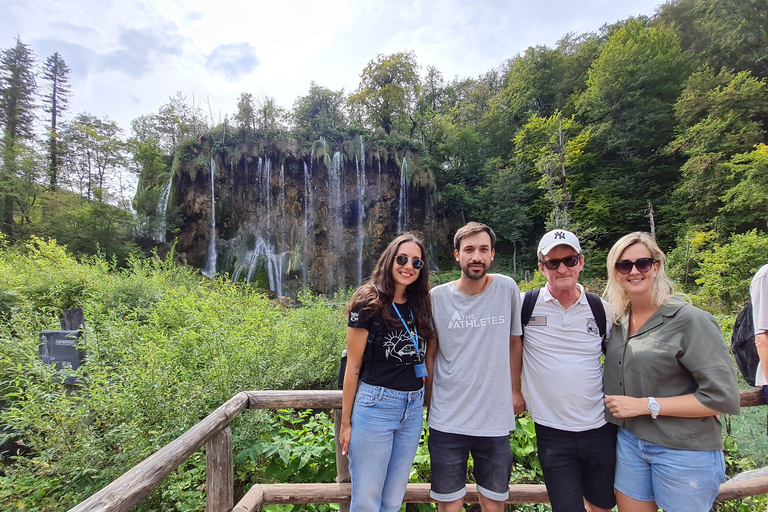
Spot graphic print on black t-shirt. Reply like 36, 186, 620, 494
384, 321, 420, 364
348, 301, 425, 391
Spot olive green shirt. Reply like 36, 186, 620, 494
603, 297, 740, 451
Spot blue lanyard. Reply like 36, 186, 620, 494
392, 302, 420, 356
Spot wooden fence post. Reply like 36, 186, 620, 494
206, 426, 233, 512
333, 408, 350, 512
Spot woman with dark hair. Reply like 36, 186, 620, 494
603, 232, 740, 512
340, 232, 435, 512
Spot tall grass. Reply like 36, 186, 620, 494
0, 238, 347, 511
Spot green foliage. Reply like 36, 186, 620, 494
0, 240, 347, 510
236, 409, 336, 485
349, 52, 421, 136
291, 83, 348, 143
693, 230, 768, 310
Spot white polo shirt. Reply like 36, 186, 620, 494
521, 284, 614, 432
750, 263, 768, 387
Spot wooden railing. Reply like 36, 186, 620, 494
68, 389, 768, 512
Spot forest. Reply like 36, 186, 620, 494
1, 0, 768, 509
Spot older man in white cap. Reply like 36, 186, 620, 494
520, 229, 616, 512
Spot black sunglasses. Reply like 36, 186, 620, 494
541, 255, 580, 270
615, 258, 656, 274
396, 254, 425, 270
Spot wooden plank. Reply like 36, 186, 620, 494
232, 485, 264, 512
739, 388, 766, 408
206, 426, 233, 512
716, 475, 768, 502
60, 307, 85, 330
67, 392, 249, 512
246, 390, 342, 409
234, 483, 551, 505
333, 408, 350, 512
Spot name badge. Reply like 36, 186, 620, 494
414, 363, 428, 378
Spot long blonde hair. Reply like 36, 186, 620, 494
603, 232, 676, 320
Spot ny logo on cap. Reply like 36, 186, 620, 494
554, 231, 566, 240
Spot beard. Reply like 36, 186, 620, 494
460, 261, 488, 280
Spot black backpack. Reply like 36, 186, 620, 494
731, 301, 759, 386
521, 288, 608, 352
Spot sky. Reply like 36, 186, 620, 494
1, 0, 665, 134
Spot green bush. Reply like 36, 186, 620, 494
0, 240, 346, 511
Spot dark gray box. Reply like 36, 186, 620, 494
39, 330, 85, 384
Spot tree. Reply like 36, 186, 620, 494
291, 83, 347, 142
234, 92, 256, 132
254, 93, 285, 133
41, 52, 71, 190
62, 113, 127, 202
668, 67, 768, 233
154, 92, 207, 154
349, 51, 421, 136
575, 18, 691, 238
719, 144, 768, 234
0, 37, 37, 236
514, 112, 595, 230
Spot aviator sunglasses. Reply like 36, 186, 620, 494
541, 255, 580, 270
396, 254, 425, 270
615, 257, 656, 274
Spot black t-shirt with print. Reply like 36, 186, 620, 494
348, 301, 426, 391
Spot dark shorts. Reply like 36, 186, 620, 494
428, 428, 513, 502
534, 422, 617, 511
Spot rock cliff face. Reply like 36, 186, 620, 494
169, 135, 448, 296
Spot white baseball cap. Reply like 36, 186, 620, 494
537, 229, 582, 257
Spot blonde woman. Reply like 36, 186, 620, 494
602, 232, 740, 512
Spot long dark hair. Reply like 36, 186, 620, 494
345, 232, 435, 340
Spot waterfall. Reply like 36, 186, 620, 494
355, 136, 366, 284
279, 163, 285, 229
232, 236, 289, 297
329, 151, 343, 257
397, 156, 408, 233
203, 156, 217, 277
155, 175, 172, 242
232, 154, 290, 294
302, 160, 313, 288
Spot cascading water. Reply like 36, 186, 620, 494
232, 236, 289, 297
397, 156, 408, 233
154, 175, 172, 242
230, 155, 293, 296
302, 160, 314, 288
355, 135, 366, 284
203, 156, 217, 277
328, 151, 344, 288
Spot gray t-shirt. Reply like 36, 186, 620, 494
428, 274, 522, 436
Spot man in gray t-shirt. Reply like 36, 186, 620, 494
425, 222, 524, 512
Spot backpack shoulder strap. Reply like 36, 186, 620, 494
521, 288, 541, 328
585, 292, 607, 352
585, 292, 607, 339
361, 319, 381, 381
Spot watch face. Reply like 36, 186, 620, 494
648, 398, 660, 418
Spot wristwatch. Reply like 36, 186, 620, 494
647, 397, 660, 419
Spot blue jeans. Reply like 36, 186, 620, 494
348, 381, 424, 512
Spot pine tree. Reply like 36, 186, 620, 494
41, 51, 71, 189
0, 37, 38, 236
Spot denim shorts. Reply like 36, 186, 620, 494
615, 427, 726, 512
535, 422, 617, 511
428, 428, 513, 502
